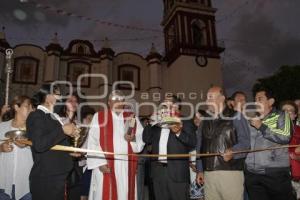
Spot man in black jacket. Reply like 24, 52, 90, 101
143, 95, 196, 200
26, 84, 78, 200
196, 86, 250, 200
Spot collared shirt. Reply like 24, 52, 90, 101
158, 128, 170, 163
37, 105, 63, 125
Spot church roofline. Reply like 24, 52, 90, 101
13, 43, 45, 51
99, 48, 115, 57
65, 39, 98, 56
5, 39, 156, 61
114, 52, 145, 60
146, 52, 162, 61
46, 43, 63, 53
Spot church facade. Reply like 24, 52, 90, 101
0, 0, 224, 116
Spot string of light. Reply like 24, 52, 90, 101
24, 0, 162, 33
6, 35, 162, 43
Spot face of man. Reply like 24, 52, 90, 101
46, 88, 62, 107
108, 95, 125, 113
282, 104, 297, 121
255, 91, 274, 116
233, 94, 246, 112
161, 96, 180, 116
206, 87, 225, 113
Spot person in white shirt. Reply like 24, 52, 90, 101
142, 95, 197, 200
79, 106, 95, 200
0, 95, 33, 200
87, 90, 145, 200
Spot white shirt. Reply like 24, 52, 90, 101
0, 120, 33, 199
37, 105, 63, 125
158, 128, 170, 163
87, 111, 145, 200
87, 111, 145, 169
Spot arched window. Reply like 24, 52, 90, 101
13, 57, 39, 84
77, 45, 85, 54
168, 25, 176, 50
191, 20, 207, 47
67, 61, 91, 87
118, 65, 140, 90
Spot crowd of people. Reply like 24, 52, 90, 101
0, 83, 300, 200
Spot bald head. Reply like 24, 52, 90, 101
206, 86, 226, 114
109, 90, 125, 101
208, 86, 224, 96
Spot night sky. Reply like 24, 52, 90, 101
1, 0, 300, 99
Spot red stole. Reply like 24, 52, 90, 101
98, 110, 137, 200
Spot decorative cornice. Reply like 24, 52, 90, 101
99, 48, 115, 57
14, 44, 45, 51
46, 43, 63, 53
147, 60, 162, 66
146, 52, 163, 62
115, 52, 145, 60
64, 39, 98, 57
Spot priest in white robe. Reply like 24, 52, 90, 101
87, 90, 144, 200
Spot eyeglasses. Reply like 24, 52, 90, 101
111, 96, 124, 101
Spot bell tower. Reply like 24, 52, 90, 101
162, 0, 224, 64
161, 0, 224, 114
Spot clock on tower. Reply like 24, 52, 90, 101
161, 0, 225, 114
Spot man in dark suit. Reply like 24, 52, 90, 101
26, 84, 78, 200
143, 95, 196, 200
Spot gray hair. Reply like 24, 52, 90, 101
109, 90, 125, 101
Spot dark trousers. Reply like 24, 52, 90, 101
67, 163, 83, 200
137, 157, 146, 200
145, 159, 155, 200
81, 169, 92, 196
245, 170, 295, 200
30, 175, 67, 200
152, 164, 189, 200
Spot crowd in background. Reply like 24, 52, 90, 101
0, 84, 300, 200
